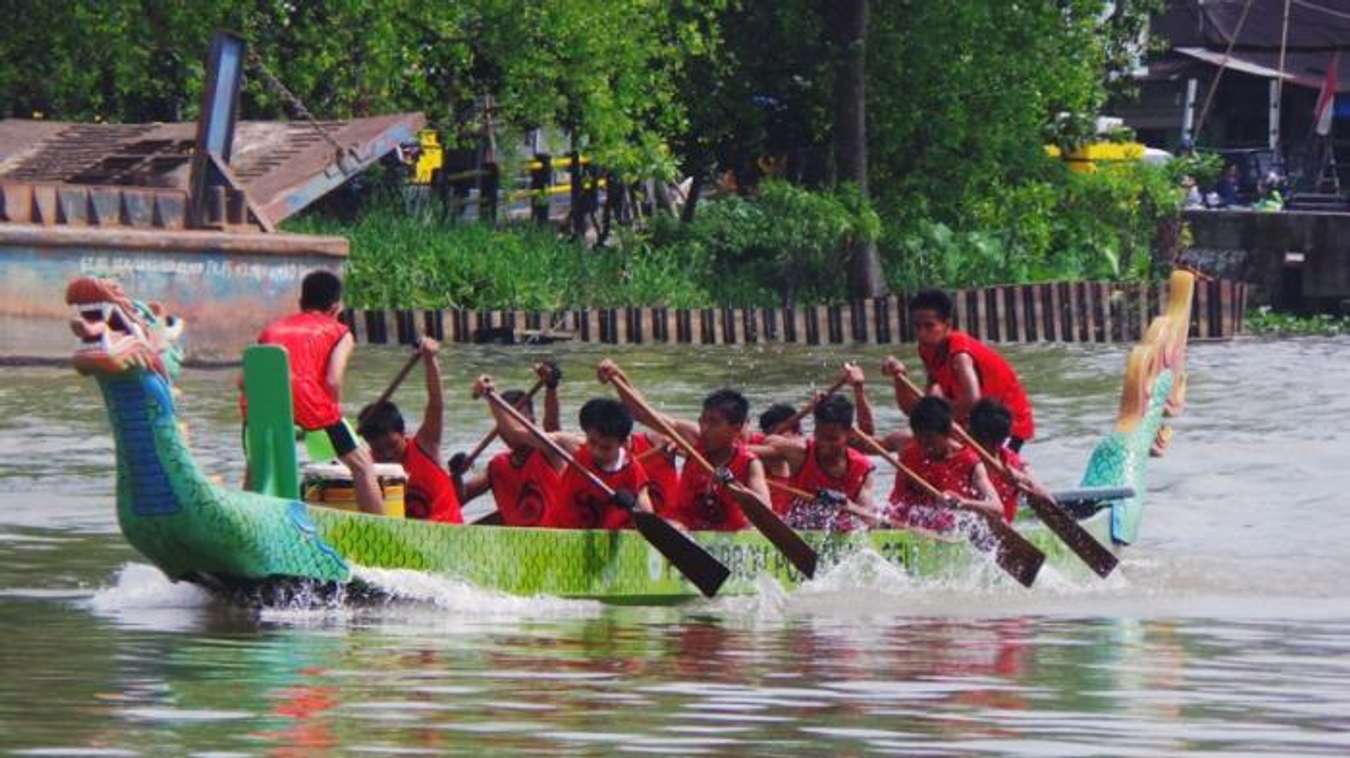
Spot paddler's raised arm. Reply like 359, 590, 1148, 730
537, 360, 562, 433
842, 362, 876, 437
596, 359, 700, 448
472, 374, 576, 469
413, 337, 444, 457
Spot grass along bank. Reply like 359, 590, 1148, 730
287, 165, 1183, 311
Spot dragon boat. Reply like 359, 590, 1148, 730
69, 271, 1193, 605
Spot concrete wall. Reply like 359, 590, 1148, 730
1183, 209, 1350, 313
1, 224, 347, 362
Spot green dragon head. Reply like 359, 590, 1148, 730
67, 277, 184, 383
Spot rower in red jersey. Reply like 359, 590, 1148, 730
752, 403, 799, 515
474, 375, 653, 530
751, 393, 878, 532
968, 398, 1052, 524
899, 289, 1035, 450
888, 397, 1001, 532
599, 360, 772, 532
457, 378, 564, 527
357, 337, 462, 523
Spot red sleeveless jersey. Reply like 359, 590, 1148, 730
629, 432, 680, 517
886, 440, 981, 532
669, 443, 755, 531
787, 441, 875, 531
487, 449, 561, 527
918, 330, 1034, 441
546, 446, 649, 530
402, 440, 462, 523
988, 445, 1025, 523
257, 311, 349, 429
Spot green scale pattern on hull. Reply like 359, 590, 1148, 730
309, 506, 1109, 603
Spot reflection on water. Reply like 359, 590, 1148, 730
3, 337, 1350, 754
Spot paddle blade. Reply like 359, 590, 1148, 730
738, 495, 818, 579
1025, 494, 1119, 579
630, 511, 730, 598
962, 513, 1045, 588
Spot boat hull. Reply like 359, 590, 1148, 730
308, 506, 1110, 604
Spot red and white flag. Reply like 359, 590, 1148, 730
1314, 52, 1340, 137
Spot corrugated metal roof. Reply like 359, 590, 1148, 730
0, 113, 424, 227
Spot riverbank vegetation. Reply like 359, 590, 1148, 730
1244, 308, 1350, 337
9, 0, 1175, 309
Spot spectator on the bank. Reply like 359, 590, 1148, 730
1254, 172, 1285, 213
1216, 164, 1242, 207
1181, 175, 1205, 209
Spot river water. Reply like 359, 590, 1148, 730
2, 338, 1347, 755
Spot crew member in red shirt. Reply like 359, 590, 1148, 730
752, 403, 799, 515
888, 397, 1001, 532
474, 375, 654, 529
751, 393, 878, 532
968, 398, 1052, 524
253, 271, 382, 514
896, 289, 1035, 450
356, 337, 461, 523
456, 364, 565, 527
599, 359, 772, 532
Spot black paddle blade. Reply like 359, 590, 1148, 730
739, 496, 818, 579
962, 513, 1045, 588
630, 511, 730, 598
1025, 495, 1119, 579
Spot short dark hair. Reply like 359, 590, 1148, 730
300, 270, 343, 312
909, 396, 952, 436
357, 400, 405, 439
501, 388, 534, 416
759, 402, 796, 434
578, 397, 633, 440
908, 289, 952, 321
813, 394, 854, 428
970, 398, 1012, 445
703, 388, 749, 425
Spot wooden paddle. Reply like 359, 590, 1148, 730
606, 372, 819, 579
851, 427, 1045, 588
771, 375, 850, 435
357, 349, 423, 423
891, 372, 1117, 578
477, 385, 730, 598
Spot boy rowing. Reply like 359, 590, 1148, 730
597, 359, 772, 531
473, 374, 653, 529
750, 392, 878, 531
887, 397, 1001, 531
356, 337, 462, 523
455, 363, 564, 526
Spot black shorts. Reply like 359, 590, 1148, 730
322, 420, 358, 457
240, 420, 358, 458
